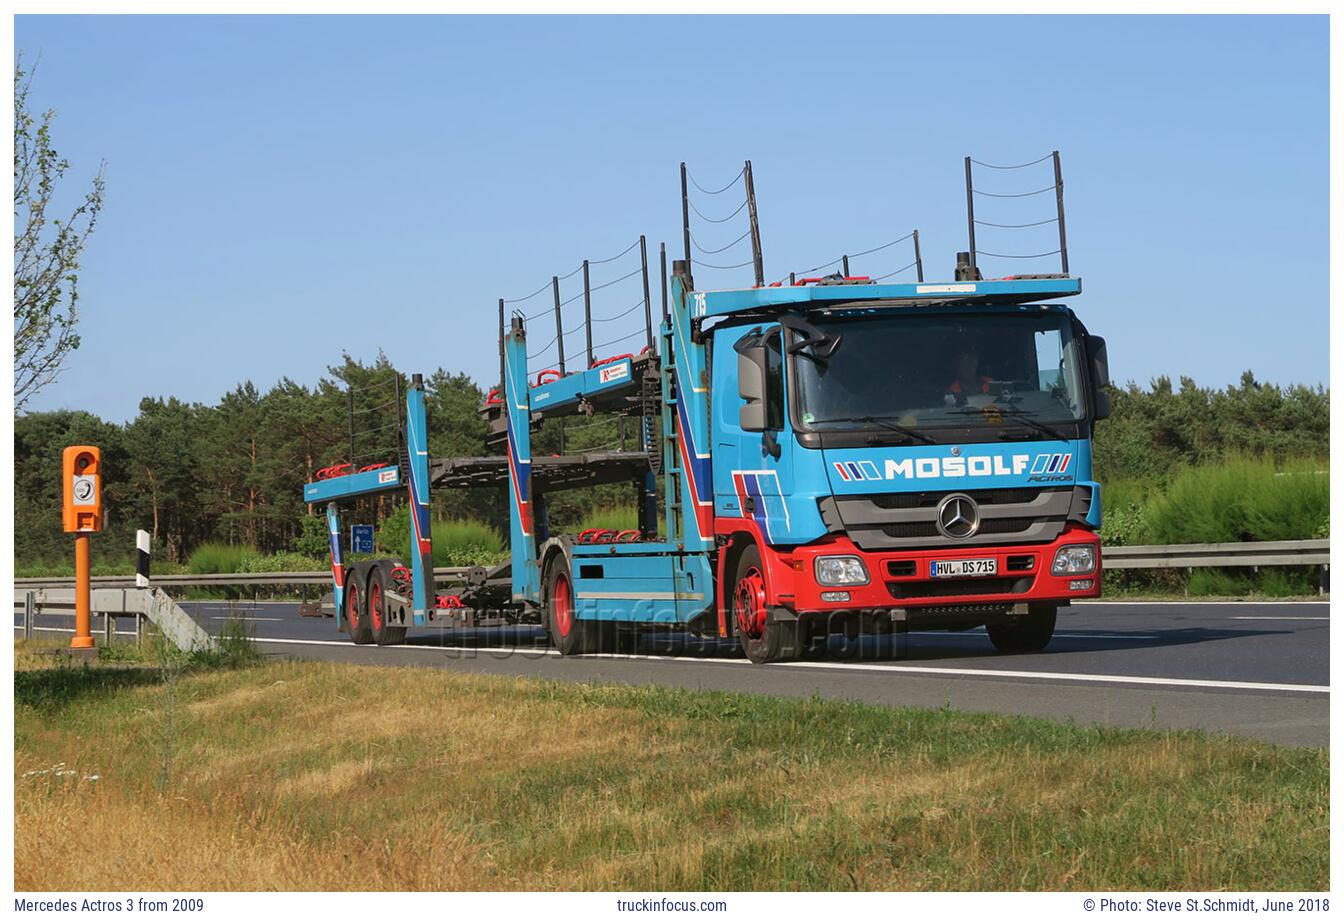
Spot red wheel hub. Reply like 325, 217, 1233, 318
346, 584, 360, 632
369, 581, 383, 631
734, 567, 768, 640
553, 573, 573, 638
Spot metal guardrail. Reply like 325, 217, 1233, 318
1102, 539, 1330, 570
13, 542, 1329, 590
14, 566, 475, 589
13, 586, 217, 651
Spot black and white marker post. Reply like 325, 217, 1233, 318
135, 529, 150, 588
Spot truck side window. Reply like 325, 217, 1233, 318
764, 328, 784, 429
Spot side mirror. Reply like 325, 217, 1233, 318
1086, 336, 1112, 420
736, 335, 768, 432
1093, 389, 1112, 420
1086, 335, 1110, 389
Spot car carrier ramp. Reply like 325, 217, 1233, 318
430, 450, 654, 491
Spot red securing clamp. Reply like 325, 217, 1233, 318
358, 462, 389, 472
315, 463, 353, 481
391, 565, 411, 582
484, 387, 503, 406
576, 528, 605, 544
535, 369, 562, 386
615, 530, 641, 543
590, 354, 634, 369
435, 594, 464, 609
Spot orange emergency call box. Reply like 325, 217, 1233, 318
62, 445, 102, 533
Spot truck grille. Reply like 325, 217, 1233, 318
820, 486, 1079, 551
888, 576, 1034, 599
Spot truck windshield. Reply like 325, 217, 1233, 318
793, 311, 1088, 437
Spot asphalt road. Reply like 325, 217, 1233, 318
17, 600, 1329, 747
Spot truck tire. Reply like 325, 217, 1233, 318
344, 575, 374, 645
545, 556, 592, 656
368, 565, 407, 646
732, 543, 800, 665
986, 604, 1057, 654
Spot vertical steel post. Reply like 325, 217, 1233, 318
104, 611, 113, 645
582, 259, 594, 367
964, 156, 977, 276
680, 163, 692, 276
640, 236, 653, 352
347, 387, 356, 465
913, 229, 925, 282
497, 298, 506, 394
660, 242, 669, 325
72, 533, 93, 649
1053, 150, 1069, 275
789, 272, 796, 286
551, 275, 566, 374
841, 255, 850, 277
24, 591, 33, 641
744, 160, 765, 286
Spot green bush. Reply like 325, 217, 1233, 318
236, 551, 326, 573
378, 510, 505, 567
186, 542, 250, 575
1144, 456, 1328, 544
293, 514, 330, 557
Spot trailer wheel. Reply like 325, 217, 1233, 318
368, 566, 407, 646
986, 604, 1057, 654
732, 544, 799, 664
345, 575, 374, 645
545, 557, 591, 655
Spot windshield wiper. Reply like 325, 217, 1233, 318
811, 415, 936, 445
949, 407, 1071, 442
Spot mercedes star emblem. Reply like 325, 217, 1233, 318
936, 493, 980, 540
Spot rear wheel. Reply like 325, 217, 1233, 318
733, 544, 800, 665
986, 604, 1057, 653
345, 575, 374, 645
546, 557, 591, 656
368, 566, 407, 646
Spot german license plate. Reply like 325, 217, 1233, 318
930, 558, 997, 578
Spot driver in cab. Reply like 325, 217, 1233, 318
947, 343, 992, 406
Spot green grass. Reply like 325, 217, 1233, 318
186, 541, 250, 575
1139, 455, 1328, 545
577, 505, 641, 533
13, 644, 1329, 891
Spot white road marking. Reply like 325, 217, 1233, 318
911, 631, 1160, 640
1075, 600, 1330, 607
207, 616, 285, 622
1229, 616, 1329, 621
249, 637, 1328, 694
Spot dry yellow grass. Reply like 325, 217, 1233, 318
13, 642, 1328, 891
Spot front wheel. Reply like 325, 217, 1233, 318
986, 604, 1057, 653
732, 544, 800, 665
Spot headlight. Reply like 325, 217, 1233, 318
815, 555, 870, 586
1051, 544, 1097, 576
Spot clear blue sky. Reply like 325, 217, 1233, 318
16, 14, 1329, 422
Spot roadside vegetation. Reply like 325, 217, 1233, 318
13, 639, 1327, 891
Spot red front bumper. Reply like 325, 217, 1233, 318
779, 525, 1102, 613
